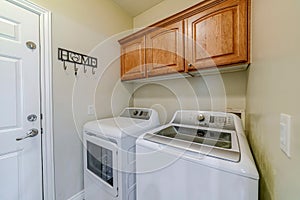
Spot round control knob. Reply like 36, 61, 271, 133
197, 114, 205, 122
139, 111, 144, 116
133, 110, 139, 115
196, 130, 206, 137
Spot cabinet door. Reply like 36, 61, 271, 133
146, 21, 185, 77
120, 36, 146, 80
186, 0, 248, 70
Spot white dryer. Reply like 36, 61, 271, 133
83, 108, 160, 200
136, 110, 259, 200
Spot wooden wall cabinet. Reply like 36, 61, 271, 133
146, 21, 185, 77
120, 36, 146, 81
119, 0, 250, 81
185, 0, 248, 71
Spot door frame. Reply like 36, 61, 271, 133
6, 0, 55, 199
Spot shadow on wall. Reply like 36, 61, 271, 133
130, 83, 181, 124
95, 57, 133, 119
130, 74, 228, 124
246, 112, 274, 200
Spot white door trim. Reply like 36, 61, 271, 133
6, 0, 55, 199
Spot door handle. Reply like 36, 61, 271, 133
16, 128, 39, 141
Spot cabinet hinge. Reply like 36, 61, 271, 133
41, 128, 43, 134
40, 113, 43, 120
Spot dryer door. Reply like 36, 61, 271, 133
84, 133, 118, 197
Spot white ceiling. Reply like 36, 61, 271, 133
112, 0, 165, 17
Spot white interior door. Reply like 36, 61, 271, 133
0, 1, 43, 199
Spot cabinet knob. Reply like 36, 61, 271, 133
188, 63, 193, 67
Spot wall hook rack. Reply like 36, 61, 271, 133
63, 61, 67, 70
58, 48, 97, 76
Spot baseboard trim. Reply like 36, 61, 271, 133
67, 190, 85, 200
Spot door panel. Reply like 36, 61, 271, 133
146, 21, 185, 77
120, 36, 146, 80
195, 9, 235, 60
0, 1, 42, 199
0, 57, 21, 129
0, 151, 22, 199
0, 16, 20, 41
186, 0, 248, 70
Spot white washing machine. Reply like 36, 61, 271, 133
136, 110, 259, 200
83, 108, 160, 200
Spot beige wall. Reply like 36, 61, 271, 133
134, 0, 202, 28
132, 0, 248, 123
28, 0, 133, 199
247, 0, 300, 199
132, 72, 247, 124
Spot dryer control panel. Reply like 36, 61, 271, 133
120, 108, 152, 120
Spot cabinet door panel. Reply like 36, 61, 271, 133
146, 21, 185, 77
186, 0, 248, 70
121, 36, 146, 80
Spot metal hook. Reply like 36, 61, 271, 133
74, 64, 78, 76
92, 67, 96, 75
63, 61, 67, 70
84, 65, 87, 73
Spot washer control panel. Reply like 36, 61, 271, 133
120, 108, 152, 120
172, 111, 236, 130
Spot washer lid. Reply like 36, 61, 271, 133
143, 124, 240, 162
